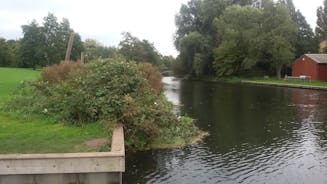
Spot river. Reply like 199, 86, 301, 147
123, 77, 327, 184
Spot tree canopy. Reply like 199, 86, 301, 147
119, 32, 161, 65
175, 0, 317, 78
19, 13, 84, 68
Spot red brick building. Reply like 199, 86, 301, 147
292, 54, 327, 81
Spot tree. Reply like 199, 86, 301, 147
174, 0, 254, 77
278, 0, 317, 57
0, 38, 13, 67
214, 5, 262, 77
20, 20, 45, 68
84, 39, 118, 62
258, 0, 296, 78
119, 32, 160, 65
42, 13, 61, 65
179, 32, 209, 76
42, 13, 84, 64
20, 13, 84, 68
316, 0, 327, 42
294, 10, 317, 57
174, 0, 202, 49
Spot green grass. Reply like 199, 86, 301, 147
246, 77, 327, 87
0, 67, 110, 154
0, 112, 110, 154
0, 67, 40, 102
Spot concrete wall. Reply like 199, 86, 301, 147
0, 173, 121, 184
0, 124, 125, 184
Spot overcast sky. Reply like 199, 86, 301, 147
0, 0, 324, 56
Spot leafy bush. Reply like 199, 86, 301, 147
41, 60, 85, 84
4, 59, 201, 149
137, 62, 163, 94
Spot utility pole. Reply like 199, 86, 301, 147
65, 32, 75, 61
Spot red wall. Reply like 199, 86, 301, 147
292, 55, 319, 80
318, 64, 327, 81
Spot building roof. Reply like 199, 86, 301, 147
305, 54, 327, 64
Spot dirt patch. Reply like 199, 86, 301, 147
84, 138, 108, 150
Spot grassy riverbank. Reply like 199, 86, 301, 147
0, 68, 110, 154
1, 66, 205, 153
244, 78, 327, 87
0, 68, 40, 102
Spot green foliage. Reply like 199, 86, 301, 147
258, 0, 296, 78
0, 38, 17, 67
316, 0, 327, 42
175, 0, 315, 78
175, 0, 255, 77
83, 39, 118, 62
137, 62, 163, 94
178, 32, 210, 77
4, 60, 201, 149
19, 13, 84, 68
214, 5, 262, 77
278, 0, 317, 57
20, 20, 45, 68
213, 1, 296, 78
119, 32, 160, 65
0, 68, 108, 154
41, 60, 85, 84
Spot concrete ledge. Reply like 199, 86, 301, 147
0, 123, 125, 184
0, 173, 121, 184
242, 80, 327, 91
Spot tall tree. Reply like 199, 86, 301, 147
258, 0, 296, 78
42, 13, 61, 65
0, 38, 13, 67
214, 5, 262, 77
20, 13, 84, 67
174, 0, 202, 49
278, 0, 317, 57
316, 0, 327, 42
179, 32, 209, 76
84, 39, 118, 62
294, 10, 317, 57
20, 20, 45, 68
119, 32, 160, 65
175, 0, 254, 77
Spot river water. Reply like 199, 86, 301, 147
123, 77, 327, 184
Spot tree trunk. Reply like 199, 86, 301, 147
276, 65, 282, 79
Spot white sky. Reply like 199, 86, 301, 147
0, 0, 324, 56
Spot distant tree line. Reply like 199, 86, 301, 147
174, 0, 325, 78
0, 13, 175, 70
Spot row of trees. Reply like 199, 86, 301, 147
174, 0, 320, 78
0, 13, 174, 69
0, 13, 84, 68
20, 13, 84, 68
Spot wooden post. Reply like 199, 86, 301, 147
81, 52, 84, 63
65, 32, 75, 61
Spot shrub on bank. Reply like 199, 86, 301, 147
4, 59, 201, 149
137, 62, 163, 94
41, 60, 85, 84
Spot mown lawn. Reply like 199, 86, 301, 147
0, 67, 110, 154
247, 78, 327, 87
0, 68, 40, 102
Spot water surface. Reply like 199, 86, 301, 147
123, 77, 327, 184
